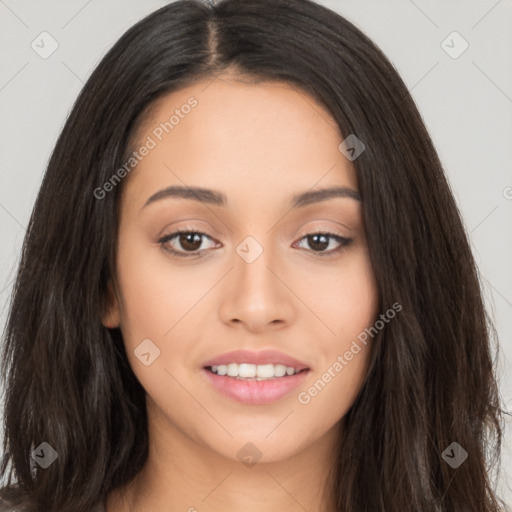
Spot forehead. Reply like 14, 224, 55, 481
121, 75, 358, 210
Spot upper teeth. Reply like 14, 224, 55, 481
211, 363, 300, 379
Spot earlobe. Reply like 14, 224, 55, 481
101, 279, 121, 329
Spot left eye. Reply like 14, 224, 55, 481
158, 230, 352, 258
293, 232, 352, 255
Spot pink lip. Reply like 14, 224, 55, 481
201, 367, 310, 405
201, 349, 310, 372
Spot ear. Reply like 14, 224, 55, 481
101, 279, 121, 329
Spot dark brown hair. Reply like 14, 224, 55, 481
0, 0, 506, 510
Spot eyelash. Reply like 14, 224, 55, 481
157, 228, 353, 259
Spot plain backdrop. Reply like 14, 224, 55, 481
1, 0, 511, 504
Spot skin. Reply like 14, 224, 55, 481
103, 73, 380, 512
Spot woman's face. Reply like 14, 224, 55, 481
103, 75, 379, 463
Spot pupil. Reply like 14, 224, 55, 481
309, 234, 329, 251
180, 233, 202, 251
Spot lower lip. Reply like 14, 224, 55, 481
201, 368, 310, 405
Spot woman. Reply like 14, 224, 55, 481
0, 0, 506, 510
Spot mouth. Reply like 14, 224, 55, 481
201, 363, 311, 405
200, 349, 311, 404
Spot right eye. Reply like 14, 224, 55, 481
158, 230, 220, 258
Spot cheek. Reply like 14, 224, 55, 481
114, 230, 222, 396
113, 238, 199, 405
299, 248, 379, 341
114, 230, 212, 343
297, 250, 378, 407
296, 346, 371, 434
333, 257, 378, 379
337, 263, 379, 337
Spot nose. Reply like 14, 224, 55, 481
218, 241, 296, 333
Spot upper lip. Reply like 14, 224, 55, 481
202, 349, 310, 371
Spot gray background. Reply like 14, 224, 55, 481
1, 0, 511, 503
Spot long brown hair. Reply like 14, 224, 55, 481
0, 0, 505, 510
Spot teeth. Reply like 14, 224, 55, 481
209, 363, 301, 380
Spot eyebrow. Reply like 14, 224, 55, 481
141, 185, 361, 210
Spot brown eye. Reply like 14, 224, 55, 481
158, 230, 218, 257
294, 232, 353, 256
177, 232, 203, 251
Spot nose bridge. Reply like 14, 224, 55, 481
234, 233, 280, 298
219, 233, 294, 330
